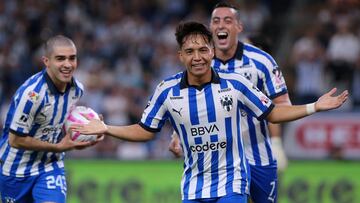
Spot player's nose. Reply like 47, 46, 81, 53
63, 59, 72, 68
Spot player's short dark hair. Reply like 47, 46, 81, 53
213, 2, 239, 10
44, 35, 75, 56
175, 21, 213, 48
212, 2, 241, 21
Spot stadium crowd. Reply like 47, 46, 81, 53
0, 0, 359, 159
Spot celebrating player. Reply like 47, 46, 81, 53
0, 35, 101, 203
169, 2, 292, 202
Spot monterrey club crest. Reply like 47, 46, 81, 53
220, 95, 233, 112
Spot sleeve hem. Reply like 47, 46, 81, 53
9, 129, 28, 137
257, 104, 275, 120
268, 90, 288, 100
138, 122, 161, 133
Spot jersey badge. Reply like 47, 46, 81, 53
220, 95, 233, 112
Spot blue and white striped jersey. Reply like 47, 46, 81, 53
0, 70, 83, 177
140, 69, 274, 200
212, 42, 288, 166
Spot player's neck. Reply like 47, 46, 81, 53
215, 43, 238, 62
187, 69, 212, 87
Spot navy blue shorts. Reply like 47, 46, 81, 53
0, 169, 67, 203
249, 164, 278, 202
182, 193, 248, 203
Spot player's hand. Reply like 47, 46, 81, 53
70, 119, 108, 135
88, 114, 106, 145
169, 132, 183, 158
315, 88, 349, 111
89, 134, 105, 146
57, 130, 93, 152
271, 137, 288, 172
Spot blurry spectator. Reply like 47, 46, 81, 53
326, 18, 360, 109
326, 18, 360, 88
114, 55, 144, 89
238, 0, 270, 35
291, 28, 327, 104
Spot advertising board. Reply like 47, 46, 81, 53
66, 160, 360, 203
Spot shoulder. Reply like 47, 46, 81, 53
155, 71, 182, 91
14, 72, 46, 102
243, 43, 277, 67
217, 71, 256, 92
217, 70, 249, 83
218, 71, 250, 85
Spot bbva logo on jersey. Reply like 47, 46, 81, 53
220, 95, 233, 112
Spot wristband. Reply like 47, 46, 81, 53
306, 103, 316, 115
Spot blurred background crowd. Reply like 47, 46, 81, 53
0, 0, 359, 160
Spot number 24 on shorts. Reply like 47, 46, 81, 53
46, 175, 67, 195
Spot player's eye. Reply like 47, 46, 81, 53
55, 56, 66, 61
185, 50, 193, 55
69, 56, 76, 61
225, 19, 233, 24
211, 18, 220, 24
200, 48, 209, 53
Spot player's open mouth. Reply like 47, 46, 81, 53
217, 32, 228, 40
60, 69, 73, 77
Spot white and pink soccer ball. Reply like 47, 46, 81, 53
64, 106, 99, 142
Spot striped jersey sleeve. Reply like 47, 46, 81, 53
243, 43, 287, 99
140, 74, 181, 132
10, 74, 46, 136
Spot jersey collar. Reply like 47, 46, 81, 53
213, 41, 244, 64
44, 70, 77, 95
180, 68, 220, 90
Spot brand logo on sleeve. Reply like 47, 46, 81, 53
273, 69, 285, 86
260, 96, 270, 105
20, 114, 29, 122
28, 91, 39, 102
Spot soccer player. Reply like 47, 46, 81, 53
169, 2, 291, 202
0, 35, 100, 203
72, 22, 348, 203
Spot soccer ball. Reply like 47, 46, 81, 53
65, 106, 99, 142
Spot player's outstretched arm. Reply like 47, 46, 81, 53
267, 88, 348, 123
71, 119, 155, 142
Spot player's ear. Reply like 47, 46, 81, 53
42, 56, 49, 67
236, 20, 243, 33
178, 50, 184, 63
210, 42, 215, 57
